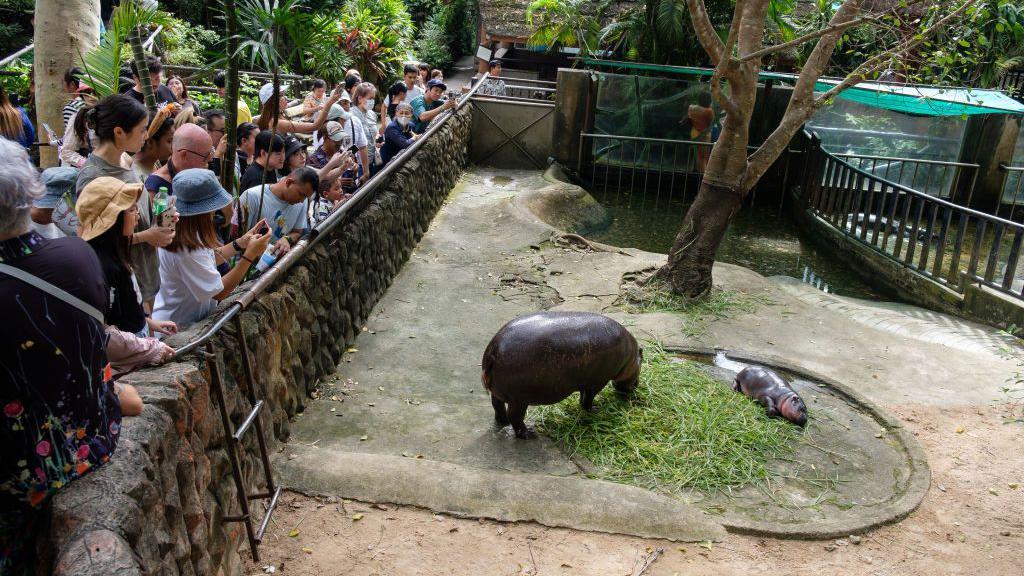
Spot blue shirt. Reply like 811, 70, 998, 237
3, 108, 36, 150
380, 120, 415, 165
410, 96, 443, 134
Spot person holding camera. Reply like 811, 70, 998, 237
409, 79, 458, 134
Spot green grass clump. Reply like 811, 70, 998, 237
533, 345, 800, 493
615, 277, 769, 338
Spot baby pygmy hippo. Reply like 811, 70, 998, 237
481, 312, 642, 438
733, 365, 808, 427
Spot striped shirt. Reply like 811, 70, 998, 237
61, 98, 86, 132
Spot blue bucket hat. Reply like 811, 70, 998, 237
172, 169, 233, 217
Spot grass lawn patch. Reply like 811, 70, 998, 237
533, 345, 801, 493
615, 276, 770, 338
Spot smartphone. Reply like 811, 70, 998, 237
159, 196, 176, 228
256, 219, 270, 235
347, 144, 360, 154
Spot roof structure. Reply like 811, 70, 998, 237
579, 58, 1024, 117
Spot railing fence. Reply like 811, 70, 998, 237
798, 131, 1024, 301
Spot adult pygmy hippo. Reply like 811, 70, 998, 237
481, 312, 643, 439
733, 365, 808, 427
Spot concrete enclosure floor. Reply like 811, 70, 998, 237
265, 168, 1024, 573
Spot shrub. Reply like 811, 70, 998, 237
414, 14, 453, 72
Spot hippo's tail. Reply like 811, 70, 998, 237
481, 341, 496, 393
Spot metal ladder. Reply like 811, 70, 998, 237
203, 315, 282, 563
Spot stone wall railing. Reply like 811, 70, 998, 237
38, 105, 473, 576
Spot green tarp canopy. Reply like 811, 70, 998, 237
578, 58, 1024, 117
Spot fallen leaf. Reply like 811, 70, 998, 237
989, 488, 999, 496
346, 347, 358, 353
359, 435, 368, 441
351, 513, 364, 521
956, 426, 965, 434
302, 547, 313, 554
699, 540, 713, 551
1008, 483, 1019, 490
378, 386, 384, 391
288, 528, 300, 537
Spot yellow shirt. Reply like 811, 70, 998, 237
236, 99, 252, 125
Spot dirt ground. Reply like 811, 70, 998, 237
243, 402, 1022, 576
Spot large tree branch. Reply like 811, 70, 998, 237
737, 0, 770, 58
742, 0, 979, 190
686, 0, 727, 65
740, 0, 924, 63
814, 0, 979, 108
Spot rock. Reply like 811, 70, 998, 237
849, 535, 862, 545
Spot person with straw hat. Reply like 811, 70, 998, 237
77, 177, 176, 374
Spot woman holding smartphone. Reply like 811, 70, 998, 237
153, 169, 272, 329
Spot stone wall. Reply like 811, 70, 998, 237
38, 106, 473, 576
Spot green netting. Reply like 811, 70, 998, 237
580, 58, 1024, 117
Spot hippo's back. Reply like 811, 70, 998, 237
482, 312, 635, 400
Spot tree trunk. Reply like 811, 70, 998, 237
222, 0, 239, 193
33, 0, 102, 167
129, 26, 156, 112
659, 180, 747, 298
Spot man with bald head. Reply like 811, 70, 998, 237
144, 123, 214, 196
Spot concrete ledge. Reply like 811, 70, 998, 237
669, 347, 931, 540
276, 448, 726, 543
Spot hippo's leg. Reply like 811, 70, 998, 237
763, 396, 779, 417
579, 389, 597, 412
732, 378, 742, 392
507, 402, 534, 439
490, 394, 510, 426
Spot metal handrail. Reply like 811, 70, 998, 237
579, 132, 713, 147
824, 146, 1017, 224
0, 44, 33, 68
832, 152, 978, 170
172, 73, 491, 360
800, 130, 1024, 299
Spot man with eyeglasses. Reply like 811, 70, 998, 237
144, 124, 215, 196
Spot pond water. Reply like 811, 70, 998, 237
585, 189, 886, 300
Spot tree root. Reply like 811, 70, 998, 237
551, 233, 633, 256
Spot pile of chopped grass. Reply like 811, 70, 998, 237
615, 277, 769, 338
533, 345, 800, 493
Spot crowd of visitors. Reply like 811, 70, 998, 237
0, 51, 477, 569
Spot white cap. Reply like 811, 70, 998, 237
258, 83, 289, 105
326, 103, 349, 121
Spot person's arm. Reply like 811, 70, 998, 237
115, 382, 144, 416
357, 147, 370, 183
385, 124, 415, 152
273, 88, 343, 134
378, 101, 389, 135
21, 111, 36, 148
416, 98, 456, 125
60, 113, 88, 167
214, 222, 272, 300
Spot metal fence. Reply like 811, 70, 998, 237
1000, 164, 1024, 219
830, 152, 979, 204
576, 132, 796, 207
998, 68, 1024, 102
800, 132, 1024, 301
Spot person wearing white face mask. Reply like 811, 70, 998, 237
380, 102, 420, 165
350, 82, 383, 175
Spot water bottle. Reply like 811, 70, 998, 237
153, 186, 169, 220
255, 210, 285, 272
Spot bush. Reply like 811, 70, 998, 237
159, 17, 220, 67
414, 14, 453, 72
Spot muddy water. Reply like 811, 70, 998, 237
585, 190, 886, 300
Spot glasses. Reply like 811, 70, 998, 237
125, 205, 140, 215
183, 148, 214, 162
